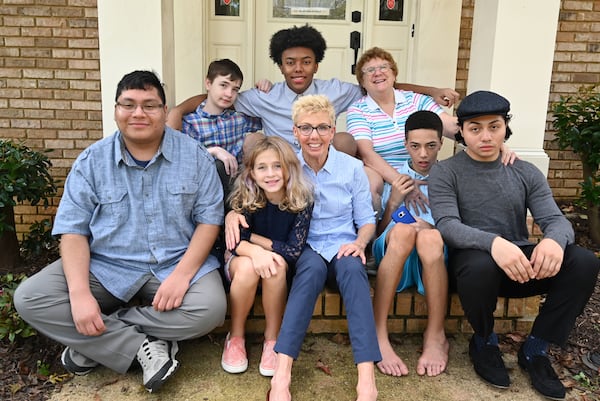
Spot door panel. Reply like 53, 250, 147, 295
206, 1, 255, 90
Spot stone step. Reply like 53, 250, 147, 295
216, 287, 540, 335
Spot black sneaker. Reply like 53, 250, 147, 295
468, 335, 510, 388
518, 345, 565, 400
61, 347, 99, 376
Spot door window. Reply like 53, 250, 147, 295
272, 0, 346, 20
215, 0, 240, 16
379, 0, 404, 21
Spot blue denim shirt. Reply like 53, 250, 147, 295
298, 147, 375, 261
52, 127, 224, 301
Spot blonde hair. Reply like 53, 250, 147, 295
228, 136, 313, 213
292, 94, 336, 126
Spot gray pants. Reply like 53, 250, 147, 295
14, 259, 226, 373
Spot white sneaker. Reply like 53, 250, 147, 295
136, 336, 179, 392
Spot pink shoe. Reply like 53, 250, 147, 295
259, 340, 277, 376
221, 333, 248, 373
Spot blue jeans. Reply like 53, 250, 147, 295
274, 247, 381, 364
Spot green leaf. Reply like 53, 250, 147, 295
0, 140, 57, 235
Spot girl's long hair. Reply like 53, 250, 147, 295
228, 136, 313, 213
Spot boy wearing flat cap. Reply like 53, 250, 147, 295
429, 90, 599, 400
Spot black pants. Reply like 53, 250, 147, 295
449, 244, 599, 345
215, 159, 235, 203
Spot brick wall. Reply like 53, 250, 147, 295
0, 0, 102, 238
1, 0, 597, 238
546, 0, 600, 198
456, 0, 600, 200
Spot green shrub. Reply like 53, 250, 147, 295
21, 219, 58, 260
0, 140, 56, 232
552, 86, 600, 173
0, 273, 36, 342
552, 85, 600, 244
0, 140, 57, 271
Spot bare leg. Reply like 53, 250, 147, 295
415, 229, 449, 377
333, 131, 358, 157
228, 257, 260, 338
356, 361, 378, 401
268, 353, 293, 401
261, 263, 287, 341
373, 225, 414, 376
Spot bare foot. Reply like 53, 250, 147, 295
356, 389, 378, 401
267, 383, 291, 401
376, 339, 409, 376
416, 332, 449, 377
356, 361, 378, 401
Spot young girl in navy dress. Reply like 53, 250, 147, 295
221, 136, 313, 377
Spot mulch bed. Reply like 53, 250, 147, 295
1, 201, 599, 400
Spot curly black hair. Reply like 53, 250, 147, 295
269, 24, 327, 66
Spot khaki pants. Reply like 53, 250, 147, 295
14, 259, 226, 373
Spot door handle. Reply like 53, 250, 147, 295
350, 31, 361, 75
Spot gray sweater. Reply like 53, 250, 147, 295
429, 150, 574, 252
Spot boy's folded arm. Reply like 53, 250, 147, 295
166, 94, 207, 130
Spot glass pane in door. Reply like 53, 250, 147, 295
272, 0, 346, 20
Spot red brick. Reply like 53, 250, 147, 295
394, 292, 412, 315
0, 26, 22, 36
20, 48, 52, 57
35, 16, 66, 27
68, 59, 99, 70
24, 109, 55, 118
11, 119, 41, 129
67, 38, 97, 48
324, 290, 341, 316
6, 58, 37, 68
4, 37, 35, 47
52, 48, 83, 58
0, 48, 20, 57
3, 16, 35, 26
406, 319, 427, 333
42, 119, 71, 129
21, 26, 53, 36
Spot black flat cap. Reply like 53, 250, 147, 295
456, 90, 510, 123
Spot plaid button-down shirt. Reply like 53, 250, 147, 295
182, 101, 262, 163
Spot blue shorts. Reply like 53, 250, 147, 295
372, 223, 448, 295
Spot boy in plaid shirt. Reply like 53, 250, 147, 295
182, 59, 262, 198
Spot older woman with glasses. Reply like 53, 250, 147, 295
226, 94, 380, 401
346, 47, 459, 217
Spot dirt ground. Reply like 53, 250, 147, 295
44, 333, 569, 401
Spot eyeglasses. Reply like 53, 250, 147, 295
361, 64, 391, 76
295, 124, 332, 136
116, 102, 164, 114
